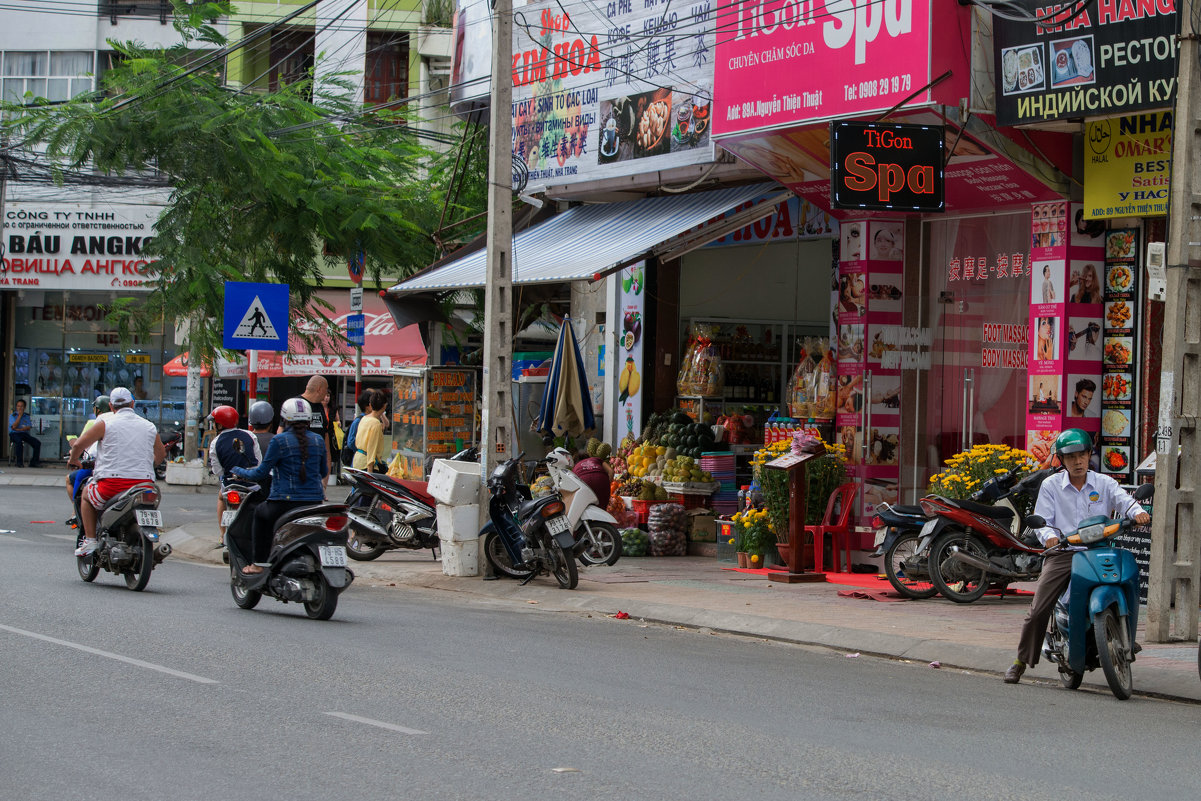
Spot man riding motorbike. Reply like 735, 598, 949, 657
229, 398, 327, 575
65, 395, 110, 526
1003, 428, 1150, 684
68, 387, 165, 556
208, 404, 262, 545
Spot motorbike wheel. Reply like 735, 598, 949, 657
575, 521, 623, 567
1094, 608, 1133, 700
76, 535, 99, 583
231, 573, 261, 610
483, 531, 535, 579
123, 533, 154, 592
883, 531, 938, 599
1058, 667, 1083, 690
549, 540, 579, 590
346, 534, 387, 561
304, 574, 338, 620
928, 531, 991, 603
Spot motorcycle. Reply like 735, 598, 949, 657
341, 447, 479, 561
222, 482, 354, 620
920, 467, 1054, 603
1033, 482, 1153, 700
480, 453, 579, 589
75, 478, 171, 591
870, 502, 937, 599
155, 429, 184, 481
543, 448, 622, 567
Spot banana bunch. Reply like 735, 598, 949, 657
618, 357, 641, 402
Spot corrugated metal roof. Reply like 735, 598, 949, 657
392, 183, 776, 293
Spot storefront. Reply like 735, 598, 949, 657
1, 203, 179, 460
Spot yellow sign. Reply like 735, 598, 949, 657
1083, 112, 1172, 220
125, 354, 151, 364
68, 353, 108, 363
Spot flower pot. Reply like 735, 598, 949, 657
737, 551, 749, 568
746, 552, 764, 569
774, 542, 791, 567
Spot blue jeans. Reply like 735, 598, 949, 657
9, 432, 40, 466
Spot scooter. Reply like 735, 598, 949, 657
342, 447, 479, 561
480, 453, 579, 589
543, 447, 622, 567
870, 501, 936, 599
1032, 482, 1153, 700
75, 478, 171, 591
919, 466, 1054, 603
222, 482, 354, 620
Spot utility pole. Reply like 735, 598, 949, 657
478, 0, 514, 561
1147, 2, 1201, 642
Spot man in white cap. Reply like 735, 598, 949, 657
67, 387, 165, 555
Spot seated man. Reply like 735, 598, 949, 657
67, 387, 165, 555
8, 399, 41, 468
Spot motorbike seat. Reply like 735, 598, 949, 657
98, 481, 156, 511
518, 498, 544, 519
953, 498, 1015, 520
369, 474, 436, 507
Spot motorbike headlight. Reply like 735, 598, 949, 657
1075, 524, 1106, 544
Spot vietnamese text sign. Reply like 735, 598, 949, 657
713, 0, 970, 137
346, 312, 365, 347
1083, 112, 1172, 219
993, 0, 1180, 127
830, 122, 944, 212
511, 0, 715, 193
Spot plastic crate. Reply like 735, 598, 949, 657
668, 491, 711, 510
631, 498, 667, 527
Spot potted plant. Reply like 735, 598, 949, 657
754, 436, 847, 564
927, 443, 1038, 513
732, 508, 773, 569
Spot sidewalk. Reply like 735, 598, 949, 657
162, 519, 1201, 704
0, 463, 214, 494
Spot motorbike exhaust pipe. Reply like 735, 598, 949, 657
153, 542, 172, 564
947, 545, 1016, 578
347, 511, 388, 539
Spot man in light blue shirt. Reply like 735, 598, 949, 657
1004, 429, 1150, 684
8, 399, 41, 468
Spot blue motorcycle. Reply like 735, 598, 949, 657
1029, 483, 1153, 700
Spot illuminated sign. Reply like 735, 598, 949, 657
830, 122, 945, 212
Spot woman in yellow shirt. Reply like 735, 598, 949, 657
351, 391, 388, 471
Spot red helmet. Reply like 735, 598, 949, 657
210, 405, 239, 430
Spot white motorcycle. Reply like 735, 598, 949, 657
543, 448, 623, 567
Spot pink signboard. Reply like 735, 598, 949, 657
713, 0, 971, 138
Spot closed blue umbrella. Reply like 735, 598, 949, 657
537, 316, 595, 439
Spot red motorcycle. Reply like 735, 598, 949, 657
918, 466, 1053, 603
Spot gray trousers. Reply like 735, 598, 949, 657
1017, 550, 1075, 667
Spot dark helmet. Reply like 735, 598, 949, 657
92, 395, 111, 414
248, 401, 274, 427
210, 405, 239, 430
1054, 428, 1093, 457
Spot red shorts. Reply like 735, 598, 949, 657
85, 478, 148, 509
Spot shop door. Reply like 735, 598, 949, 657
914, 214, 1031, 491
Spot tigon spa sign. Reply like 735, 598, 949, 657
830, 122, 945, 212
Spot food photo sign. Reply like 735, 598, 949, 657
1100, 228, 1139, 482
511, 0, 715, 193
993, 0, 1180, 127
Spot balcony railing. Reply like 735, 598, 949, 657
98, 2, 173, 25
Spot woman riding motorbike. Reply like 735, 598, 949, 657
229, 398, 328, 575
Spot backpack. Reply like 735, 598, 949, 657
214, 429, 258, 473
340, 414, 363, 467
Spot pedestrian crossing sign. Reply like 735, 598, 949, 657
223, 282, 289, 351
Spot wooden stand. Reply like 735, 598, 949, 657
763, 453, 826, 583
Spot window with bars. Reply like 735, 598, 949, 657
2, 51, 95, 105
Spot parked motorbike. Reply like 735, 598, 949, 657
481, 453, 578, 589
920, 467, 1054, 603
75, 478, 171, 591
543, 448, 622, 567
222, 482, 354, 620
870, 502, 937, 599
341, 447, 479, 561
1033, 483, 1153, 700
155, 429, 184, 480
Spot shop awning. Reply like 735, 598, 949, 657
391, 183, 786, 294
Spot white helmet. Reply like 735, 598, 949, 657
280, 397, 312, 423
547, 447, 573, 469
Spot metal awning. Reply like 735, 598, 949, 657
391, 183, 787, 294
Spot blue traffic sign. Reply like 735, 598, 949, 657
346, 313, 365, 347
224, 282, 289, 351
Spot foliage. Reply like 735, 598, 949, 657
423, 0, 456, 27
753, 436, 847, 538
1, 0, 448, 360
927, 443, 1039, 501
732, 507, 773, 561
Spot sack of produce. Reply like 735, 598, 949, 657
621, 528, 649, 557
648, 503, 688, 556
649, 528, 687, 556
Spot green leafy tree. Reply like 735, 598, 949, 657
2, 0, 448, 361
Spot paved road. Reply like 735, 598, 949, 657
1, 487, 1199, 800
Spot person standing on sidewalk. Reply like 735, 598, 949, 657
1003, 429, 1150, 684
8, 399, 41, 468
350, 390, 388, 472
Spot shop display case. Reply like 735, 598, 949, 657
391, 367, 479, 480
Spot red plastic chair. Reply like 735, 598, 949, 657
803, 482, 859, 574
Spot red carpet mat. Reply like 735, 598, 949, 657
720, 566, 1036, 600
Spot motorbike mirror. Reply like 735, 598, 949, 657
1133, 483, 1154, 501
1025, 515, 1047, 529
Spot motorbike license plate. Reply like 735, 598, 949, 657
920, 520, 936, 537
135, 509, 162, 527
546, 515, 570, 536
873, 527, 888, 547
319, 545, 348, 567
221, 510, 237, 527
